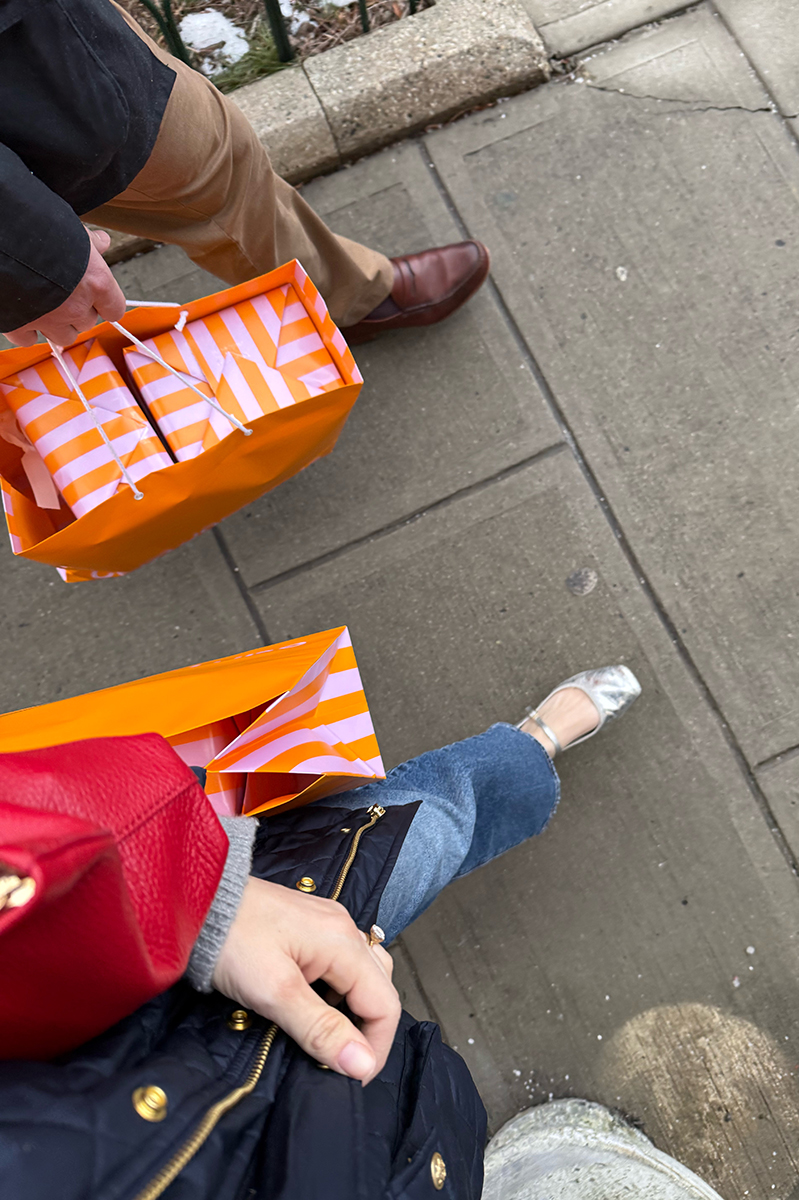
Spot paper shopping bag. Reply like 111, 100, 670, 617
0, 338, 171, 518
0, 627, 384, 818
125, 282, 344, 461
0, 261, 362, 581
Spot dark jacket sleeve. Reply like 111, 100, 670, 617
0, 141, 90, 332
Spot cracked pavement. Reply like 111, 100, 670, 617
580, 82, 799, 119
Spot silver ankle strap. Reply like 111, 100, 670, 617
519, 710, 562, 756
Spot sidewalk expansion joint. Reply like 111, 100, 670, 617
756, 743, 799, 775
416, 142, 799, 886
393, 937, 444, 1029
712, 0, 799, 146
544, 0, 703, 60
248, 442, 568, 594
211, 527, 272, 645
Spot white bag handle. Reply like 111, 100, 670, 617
111, 321, 253, 438
47, 341, 144, 501
124, 300, 189, 332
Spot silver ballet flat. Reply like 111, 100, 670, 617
516, 665, 641, 756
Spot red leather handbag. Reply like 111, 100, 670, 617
0, 733, 227, 1060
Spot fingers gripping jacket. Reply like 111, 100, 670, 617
0, 733, 228, 1060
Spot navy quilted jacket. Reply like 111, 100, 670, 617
0, 800, 487, 1199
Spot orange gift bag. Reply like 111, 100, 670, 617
0, 262, 362, 582
0, 627, 384, 818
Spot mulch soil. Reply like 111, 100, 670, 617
120, 1, 435, 68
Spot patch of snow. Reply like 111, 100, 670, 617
279, 0, 315, 31
179, 10, 249, 76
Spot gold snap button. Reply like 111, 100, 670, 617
430, 1151, 447, 1190
227, 1009, 252, 1031
295, 876, 317, 893
132, 1085, 168, 1122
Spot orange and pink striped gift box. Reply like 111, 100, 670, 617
124, 280, 346, 462
0, 339, 171, 519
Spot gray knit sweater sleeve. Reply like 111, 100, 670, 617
186, 816, 258, 993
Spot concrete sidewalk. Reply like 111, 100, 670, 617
2, 4, 799, 1197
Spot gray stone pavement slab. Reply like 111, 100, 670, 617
575, 4, 768, 104
112, 244, 225, 307
0, 532, 262, 715
252, 450, 799, 1200
1, 18, 796, 1192
520, 0, 687, 56
716, 0, 799, 138
423, 6, 799, 768
219, 141, 562, 585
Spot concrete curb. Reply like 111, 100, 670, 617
243, 0, 550, 181
104, 0, 548, 261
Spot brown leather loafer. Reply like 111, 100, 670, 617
342, 240, 490, 345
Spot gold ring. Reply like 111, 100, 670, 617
367, 924, 386, 947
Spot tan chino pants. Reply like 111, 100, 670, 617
84, 4, 394, 328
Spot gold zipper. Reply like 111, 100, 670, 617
329, 804, 386, 902
134, 804, 386, 1200
133, 1023, 278, 1200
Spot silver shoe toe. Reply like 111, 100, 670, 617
552, 664, 641, 747
517, 664, 641, 754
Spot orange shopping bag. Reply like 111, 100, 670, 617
0, 262, 362, 582
0, 627, 384, 818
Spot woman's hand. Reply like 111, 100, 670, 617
212, 877, 400, 1086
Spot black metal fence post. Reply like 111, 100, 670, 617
263, 0, 295, 62
141, 0, 422, 75
138, 0, 192, 63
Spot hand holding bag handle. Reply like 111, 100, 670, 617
0, 732, 228, 1060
